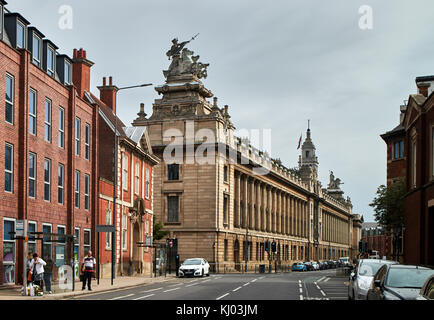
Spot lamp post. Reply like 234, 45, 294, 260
111, 83, 153, 286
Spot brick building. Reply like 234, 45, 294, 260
0, 2, 97, 285
132, 40, 362, 271
85, 79, 159, 277
361, 222, 387, 259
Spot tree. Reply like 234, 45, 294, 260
153, 219, 169, 241
369, 178, 406, 230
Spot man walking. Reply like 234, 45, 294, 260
82, 250, 96, 291
29, 253, 46, 289
43, 255, 53, 294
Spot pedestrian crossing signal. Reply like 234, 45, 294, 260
271, 241, 277, 253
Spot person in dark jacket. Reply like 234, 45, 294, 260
43, 256, 54, 294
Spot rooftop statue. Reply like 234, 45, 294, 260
328, 170, 344, 190
163, 34, 209, 80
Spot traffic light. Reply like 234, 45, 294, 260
271, 241, 277, 253
265, 241, 270, 252
359, 241, 363, 252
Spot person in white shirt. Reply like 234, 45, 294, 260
29, 253, 46, 288
81, 251, 96, 291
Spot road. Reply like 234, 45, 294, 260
70, 269, 348, 300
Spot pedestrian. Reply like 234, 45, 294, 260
29, 253, 46, 289
26, 252, 33, 282
43, 255, 53, 294
81, 250, 96, 291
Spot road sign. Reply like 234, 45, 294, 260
145, 236, 152, 246
16, 220, 26, 237
96, 225, 116, 233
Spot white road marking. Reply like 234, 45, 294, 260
133, 294, 155, 300
142, 288, 163, 293
300, 295, 304, 300
185, 283, 198, 287
320, 290, 326, 296
317, 277, 326, 282
202, 279, 211, 283
109, 293, 134, 300
163, 287, 180, 293
323, 278, 330, 282
251, 279, 257, 283
216, 293, 230, 300
243, 283, 250, 287
233, 287, 242, 292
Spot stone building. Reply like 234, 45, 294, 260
132, 40, 362, 271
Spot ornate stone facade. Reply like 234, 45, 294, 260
132, 40, 362, 271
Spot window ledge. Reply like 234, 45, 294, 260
165, 180, 183, 183
165, 222, 181, 225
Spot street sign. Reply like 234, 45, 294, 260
96, 225, 116, 233
145, 236, 152, 246
16, 220, 26, 237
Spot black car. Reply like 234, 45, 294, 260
320, 261, 328, 270
327, 260, 336, 269
304, 262, 314, 271
367, 264, 434, 300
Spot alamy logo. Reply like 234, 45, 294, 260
58, 5, 73, 30
359, 5, 373, 30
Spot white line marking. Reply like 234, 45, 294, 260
300, 294, 304, 300
317, 277, 326, 282
202, 279, 211, 283
163, 287, 180, 293
133, 294, 155, 300
299, 288, 303, 294
324, 278, 330, 282
243, 283, 250, 287
251, 279, 257, 282
109, 293, 134, 300
233, 287, 242, 292
320, 290, 326, 296
216, 293, 230, 300
142, 288, 162, 293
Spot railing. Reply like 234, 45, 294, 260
208, 262, 293, 274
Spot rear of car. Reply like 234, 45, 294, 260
348, 259, 398, 300
292, 263, 306, 272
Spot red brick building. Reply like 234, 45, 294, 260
361, 222, 387, 259
402, 76, 434, 266
0, 2, 97, 285
85, 79, 158, 277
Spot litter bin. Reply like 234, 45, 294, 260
259, 264, 265, 273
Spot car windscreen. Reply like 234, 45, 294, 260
386, 268, 434, 288
358, 262, 387, 276
183, 259, 202, 265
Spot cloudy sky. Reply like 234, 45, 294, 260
7, 0, 434, 221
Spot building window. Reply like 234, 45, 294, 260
122, 154, 128, 190
44, 158, 51, 201
74, 228, 80, 262
168, 164, 179, 181
47, 46, 55, 77
394, 141, 404, 160
75, 117, 81, 156
412, 142, 417, 187
5, 73, 14, 124
135, 162, 140, 195
29, 89, 37, 135
85, 123, 90, 160
16, 22, 25, 49
56, 225, 66, 267
64, 61, 71, 85
84, 174, 90, 210
32, 34, 41, 67
75, 170, 80, 208
84, 230, 91, 256
105, 208, 111, 249
58, 164, 64, 205
145, 168, 150, 199
224, 165, 228, 182
42, 224, 52, 259
3, 219, 16, 284
44, 99, 52, 142
224, 239, 228, 261
28, 222, 37, 255
122, 215, 127, 251
167, 196, 179, 222
58, 107, 65, 148
5, 143, 13, 193
223, 194, 229, 225
29, 153, 36, 198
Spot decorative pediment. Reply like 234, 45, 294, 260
404, 100, 421, 131
129, 197, 146, 223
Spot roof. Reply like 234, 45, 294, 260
416, 75, 434, 82
5, 12, 31, 25
381, 123, 405, 140
124, 126, 147, 145
362, 222, 380, 230
409, 94, 427, 106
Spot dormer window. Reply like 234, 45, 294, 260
16, 21, 25, 48
32, 34, 41, 66
47, 46, 55, 77
64, 61, 71, 85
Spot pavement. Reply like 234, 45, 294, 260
0, 274, 178, 300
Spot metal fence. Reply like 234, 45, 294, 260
208, 262, 293, 274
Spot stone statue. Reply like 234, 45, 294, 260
163, 35, 209, 80
328, 171, 344, 189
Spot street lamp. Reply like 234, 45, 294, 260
111, 82, 153, 286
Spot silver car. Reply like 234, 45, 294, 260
348, 259, 398, 300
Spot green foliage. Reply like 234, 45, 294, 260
369, 178, 406, 230
153, 219, 169, 241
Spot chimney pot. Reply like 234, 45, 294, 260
73, 48, 78, 59
140, 103, 145, 112
103, 77, 106, 86
417, 82, 430, 98
109, 76, 113, 86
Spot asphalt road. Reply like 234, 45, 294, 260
70, 269, 348, 301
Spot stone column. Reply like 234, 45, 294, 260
267, 186, 271, 233
290, 196, 294, 236
249, 177, 254, 230
236, 171, 241, 228
276, 190, 281, 234
272, 188, 277, 234
243, 174, 248, 229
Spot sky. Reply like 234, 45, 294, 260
6, 0, 434, 222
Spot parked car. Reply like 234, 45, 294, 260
367, 265, 434, 300
304, 262, 314, 271
178, 258, 210, 277
416, 274, 434, 300
311, 262, 320, 271
338, 257, 351, 267
292, 262, 307, 272
327, 260, 336, 269
348, 259, 398, 300
319, 261, 328, 270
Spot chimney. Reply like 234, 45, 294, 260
97, 76, 119, 113
72, 48, 94, 98
416, 82, 430, 98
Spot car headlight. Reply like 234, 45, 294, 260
358, 279, 371, 291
